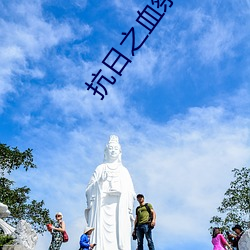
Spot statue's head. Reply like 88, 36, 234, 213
104, 135, 122, 163
0, 202, 10, 218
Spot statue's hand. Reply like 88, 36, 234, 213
129, 213, 135, 222
88, 201, 93, 208
101, 171, 108, 181
86, 195, 95, 209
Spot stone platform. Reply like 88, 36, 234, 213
1, 245, 26, 250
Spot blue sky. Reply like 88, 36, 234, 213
0, 0, 250, 249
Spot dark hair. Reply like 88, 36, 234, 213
232, 225, 243, 232
136, 194, 144, 198
212, 227, 220, 238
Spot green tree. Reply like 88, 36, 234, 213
0, 143, 52, 233
210, 167, 250, 232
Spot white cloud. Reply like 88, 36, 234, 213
160, 4, 247, 66
0, 1, 77, 111
1, 2, 73, 58
196, 20, 235, 63
48, 83, 126, 120
73, 0, 87, 9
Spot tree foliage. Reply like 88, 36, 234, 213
210, 167, 250, 232
0, 143, 52, 233
0, 144, 36, 175
0, 234, 14, 246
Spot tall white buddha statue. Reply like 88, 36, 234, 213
85, 135, 136, 250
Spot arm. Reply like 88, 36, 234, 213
134, 214, 138, 229
52, 221, 65, 232
86, 165, 105, 208
227, 233, 237, 245
150, 208, 156, 227
80, 234, 96, 249
147, 203, 156, 227
220, 234, 232, 250
132, 214, 138, 236
86, 173, 98, 208
80, 234, 91, 248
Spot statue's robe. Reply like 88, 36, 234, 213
85, 163, 135, 250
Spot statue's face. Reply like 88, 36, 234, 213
107, 142, 121, 160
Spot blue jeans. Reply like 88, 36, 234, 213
136, 223, 155, 250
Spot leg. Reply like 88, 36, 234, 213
136, 224, 146, 250
49, 238, 62, 250
49, 238, 55, 250
145, 225, 155, 250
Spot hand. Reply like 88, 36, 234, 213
102, 171, 107, 181
151, 220, 156, 227
46, 224, 53, 232
130, 213, 135, 222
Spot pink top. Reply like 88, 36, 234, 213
212, 234, 227, 250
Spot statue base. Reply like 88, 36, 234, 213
1, 245, 26, 250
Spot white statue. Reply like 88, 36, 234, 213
85, 135, 136, 250
0, 203, 38, 250
13, 220, 38, 250
0, 202, 15, 235
239, 229, 250, 250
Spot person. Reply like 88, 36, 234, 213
79, 227, 96, 250
48, 212, 66, 250
211, 227, 232, 250
85, 135, 136, 250
230, 225, 244, 250
133, 194, 156, 250
226, 231, 238, 249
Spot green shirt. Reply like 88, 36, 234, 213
136, 203, 153, 225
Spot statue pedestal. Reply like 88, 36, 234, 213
1, 245, 26, 250
239, 229, 250, 250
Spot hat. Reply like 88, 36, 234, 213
55, 212, 63, 218
84, 227, 94, 234
136, 194, 144, 198
232, 225, 243, 231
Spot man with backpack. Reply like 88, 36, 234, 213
132, 194, 156, 250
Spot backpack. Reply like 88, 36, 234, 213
136, 203, 154, 229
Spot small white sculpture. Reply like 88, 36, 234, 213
13, 220, 38, 250
85, 135, 136, 250
0, 203, 38, 250
0, 202, 15, 235
239, 229, 250, 250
